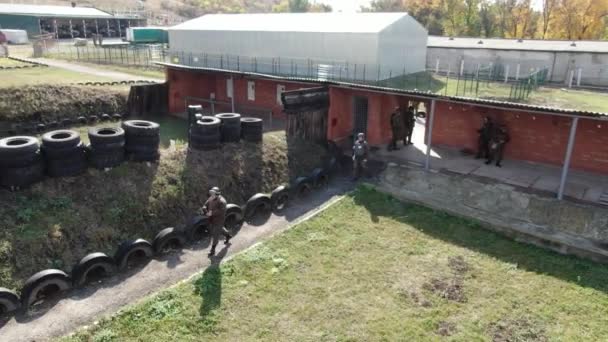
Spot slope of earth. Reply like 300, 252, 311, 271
61, 186, 608, 341
0, 85, 128, 124
0, 131, 327, 289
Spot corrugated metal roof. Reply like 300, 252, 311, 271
156, 61, 608, 119
428, 36, 608, 53
0, 4, 113, 18
170, 12, 413, 33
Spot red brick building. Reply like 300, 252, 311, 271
162, 63, 608, 178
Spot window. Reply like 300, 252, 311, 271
277, 84, 286, 104
247, 81, 255, 101
226, 78, 233, 98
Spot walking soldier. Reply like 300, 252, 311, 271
389, 106, 405, 151
476, 116, 494, 159
352, 133, 369, 181
203, 187, 232, 257
486, 125, 510, 168
402, 106, 416, 145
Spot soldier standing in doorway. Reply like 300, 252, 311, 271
352, 133, 369, 181
402, 106, 416, 145
486, 125, 510, 167
203, 187, 232, 257
389, 106, 405, 151
475, 116, 494, 160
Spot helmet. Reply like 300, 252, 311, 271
357, 133, 365, 139
209, 187, 221, 196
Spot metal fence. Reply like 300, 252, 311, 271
41, 45, 548, 101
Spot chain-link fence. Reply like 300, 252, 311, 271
43, 44, 166, 68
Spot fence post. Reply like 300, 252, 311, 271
505, 65, 510, 83
577, 68, 582, 87
435, 58, 440, 74
363, 64, 366, 82
516, 64, 521, 80
460, 59, 464, 76
568, 69, 574, 88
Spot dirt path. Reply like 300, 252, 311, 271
33, 58, 164, 82
0, 179, 353, 342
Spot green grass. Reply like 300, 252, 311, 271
0, 67, 115, 88
72, 62, 165, 80
0, 58, 29, 67
60, 186, 608, 341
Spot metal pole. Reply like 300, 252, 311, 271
82, 20, 87, 38
425, 99, 437, 171
557, 117, 579, 200
230, 76, 235, 113
69, 20, 74, 39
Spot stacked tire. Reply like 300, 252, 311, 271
122, 120, 160, 162
87, 127, 125, 169
215, 113, 242, 143
189, 116, 221, 151
41, 130, 87, 177
0, 136, 44, 189
241, 117, 264, 143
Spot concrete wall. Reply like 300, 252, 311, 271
427, 47, 608, 87
431, 101, 608, 174
377, 165, 608, 263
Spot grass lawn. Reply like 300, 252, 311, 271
0, 67, 115, 88
71, 62, 166, 80
0, 58, 29, 67
60, 186, 608, 341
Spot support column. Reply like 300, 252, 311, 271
435, 58, 440, 74
577, 68, 582, 87
38, 18, 43, 35
504, 65, 510, 83
53, 19, 58, 39
82, 20, 87, 38
69, 20, 74, 39
557, 117, 579, 200
230, 76, 235, 113
95, 19, 99, 35
106, 20, 111, 37
425, 99, 437, 171
117, 20, 122, 38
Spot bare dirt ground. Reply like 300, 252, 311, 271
0, 177, 353, 342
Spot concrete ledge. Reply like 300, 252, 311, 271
374, 164, 608, 263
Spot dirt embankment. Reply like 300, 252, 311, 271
0, 132, 327, 289
0, 85, 127, 124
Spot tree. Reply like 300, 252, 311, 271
463, 0, 482, 36
272, 0, 311, 12
479, 0, 498, 37
309, 2, 332, 12
442, 0, 465, 36
554, 0, 608, 39
362, 0, 404, 12
540, 0, 558, 38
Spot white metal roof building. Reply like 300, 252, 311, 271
168, 13, 428, 80
0, 4, 113, 18
427, 36, 608, 87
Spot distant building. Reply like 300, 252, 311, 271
167, 12, 428, 80
0, 4, 146, 39
427, 36, 608, 87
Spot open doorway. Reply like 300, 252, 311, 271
353, 96, 368, 140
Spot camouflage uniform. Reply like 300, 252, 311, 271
402, 107, 416, 145
389, 109, 405, 150
486, 126, 510, 167
352, 136, 369, 180
204, 193, 230, 255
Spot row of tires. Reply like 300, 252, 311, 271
0, 157, 339, 315
0, 120, 161, 189
0, 64, 48, 70
5, 57, 47, 66
0, 113, 123, 139
189, 114, 264, 150
78, 80, 158, 87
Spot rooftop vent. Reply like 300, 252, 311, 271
449, 37, 454, 40
517, 39, 524, 43
477, 40, 483, 44
570, 42, 577, 47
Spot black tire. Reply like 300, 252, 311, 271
0, 150, 42, 168
129, 150, 160, 162
88, 127, 125, 147
88, 149, 125, 169
244, 193, 272, 220
36, 124, 46, 133
41, 130, 80, 149
47, 121, 59, 129
271, 185, 290, 212
0, 287, 20, 315
61, 118, 73, 127
292, 177, 312, 199
101, 114, 112, 122
43, 142, 86, 160
194, 116, 221, 131
186, 215, 210, 241
0, 136, 39, 160
225, 204, 244, 231
122, 120, 160, 137
241, 117, 263, 128
242, 131, 263, 143
112, 114, 122, 121
88, 115, 99, 123
125, 135, 161, 147
125, 144, 159, 154
20, 269, 71, 309
0, 160, 45, 188
114, 239, 153, 271
47, 153, 87, 177
189, 141, 220, 151
190, 131, 221, 143
77, 116, 87, 124
311, 168, 329, 188
152, 227, 187, 254
215, 113, 241, 124
71, 252, 116, 287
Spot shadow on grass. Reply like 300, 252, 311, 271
194, 246, 229, 319
352, 185, 608, 294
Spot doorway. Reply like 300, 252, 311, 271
352, 96, 368, 139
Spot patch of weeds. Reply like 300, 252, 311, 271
436, 321, 457, 336
448, 255, 471, 274
489, 316, 548, 342
423, 278, 467, 303
146, 291, 182, 321
92, 328, 118, 342
407, 291, 432, 308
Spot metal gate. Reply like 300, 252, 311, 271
353, 96, 368, 137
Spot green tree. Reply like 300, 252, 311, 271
362, 0, 404, 11
479, 0, 498, 37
